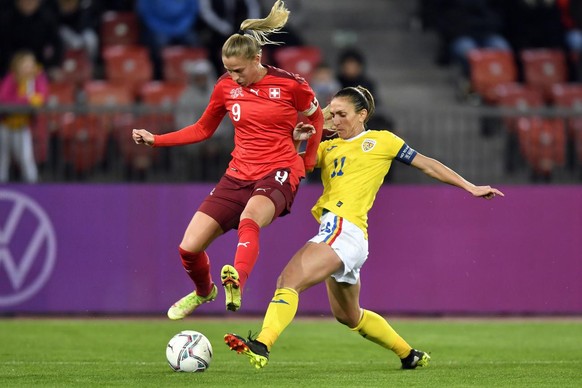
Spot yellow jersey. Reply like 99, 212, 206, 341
311, 130, 417, 238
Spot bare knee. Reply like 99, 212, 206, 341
333, 312, 360, 328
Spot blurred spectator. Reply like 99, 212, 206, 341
0, 50, 48, 183
0, 0, 64, 80
495, 0, 567, 52
136, 0, 201, 80
50, 0, 100, 62
197, 0, 261, 75
174, 59, 234, 181
433, 0, 511, 77
561, 0, 582, 79
310, 62, 340, 106
494, 0, 572, 80
335, 47, 394, 132
96, 0, 134, 11
336, 47, 378, 97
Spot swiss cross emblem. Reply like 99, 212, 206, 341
269, 88, 281, 98
230, 87, 244, 99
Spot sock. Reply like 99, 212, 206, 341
233, 218, 260, 290
178, 247, 213, 297
350, 309, 412, 359
257, 288, 299, 350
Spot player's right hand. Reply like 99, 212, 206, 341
293, 122, 316, 141
132, 129, 154, 146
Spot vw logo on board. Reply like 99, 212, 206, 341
0, 189, 57, 307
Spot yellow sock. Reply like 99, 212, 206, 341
256, 287, 299, 351
350, 309, 412, 359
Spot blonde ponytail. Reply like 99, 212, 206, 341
222, 0, 290, 60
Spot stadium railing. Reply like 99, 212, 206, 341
0, 103, 581, 184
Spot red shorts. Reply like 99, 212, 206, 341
198, 168, 299, 232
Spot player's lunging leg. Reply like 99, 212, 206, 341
168, 249, 217, 320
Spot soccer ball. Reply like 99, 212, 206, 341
166, 330, 213, 372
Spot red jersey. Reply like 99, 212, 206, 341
154, 65, 320, 188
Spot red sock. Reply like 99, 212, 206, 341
178, 247, 213, 297
234, 218, 260, 290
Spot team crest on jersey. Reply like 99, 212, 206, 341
269, 88, 281, 98
362, 139, 376, 152
230, 87, 244, 99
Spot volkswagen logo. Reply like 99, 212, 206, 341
0, 190, 57, 307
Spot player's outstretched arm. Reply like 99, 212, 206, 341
410, 153, 504, 200
132, 129, 155, 146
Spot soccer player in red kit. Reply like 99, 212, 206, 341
132, 0, 323, 319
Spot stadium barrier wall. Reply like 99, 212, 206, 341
0, 184, 581, 315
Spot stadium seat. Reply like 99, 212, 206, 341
83, 80, 134, 133
102, 45, 153, 94
58, 49, 93, 87
493, 83, 545, 132
83, 80, 134, 106
467, 49, 518, 104
139, 81, 185, 105
46, 82, 76, 107
59, 114, 108, 178
100, 11, 139, 48
273, 46, 322, 81
138, 81, 184, 130
550, 83, 582, 166
162, 46, 210, 83
43, 82, 77, 134
516, 117, 566, 179
491, 83, 546, 172
520, 48, 568, 102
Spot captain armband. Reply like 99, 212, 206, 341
302, 98, 319, 116
395, 143, 417, 165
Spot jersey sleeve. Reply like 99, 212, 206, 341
292, 79, 323, 171
153, 83, 227, 147
387, 132, 417, 165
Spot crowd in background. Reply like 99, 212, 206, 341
419, 0, 582, 96
2, 0, 581, 183
0, 0, 386, 183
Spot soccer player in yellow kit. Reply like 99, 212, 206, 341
224, 86, 504, 369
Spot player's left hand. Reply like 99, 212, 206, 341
293, 122, 316, 141
472, 186, 505, 200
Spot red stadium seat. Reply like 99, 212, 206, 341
516, 117, 566, 179
467, 49, 518, 104
110, 81, 186, 178
520, 49, 568, 102
550, 83, 582, 166
549, 83, 582, 108
35, 83, 77, 164
46, 82, 76, 107
59, 114, 108, 177
43, 82, 77, 134
58, 49, 93, 87
100, 11, 139, 48
83, 80, 134, 133
492, 83, 545, 133
139, 81, 185, 105
83, 80, 134, 106
162, 46, 210, 83
136, 81, 184, 133
273, 46, 322, 81
102, 45, 153, 94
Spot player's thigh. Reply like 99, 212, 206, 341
246, 168, 298, 223
180, 211, 224, 252
240, 194, 276, 227
277, 242, 342, 293
326, 278, 362, 327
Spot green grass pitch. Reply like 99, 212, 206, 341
0, 317, 580, 387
